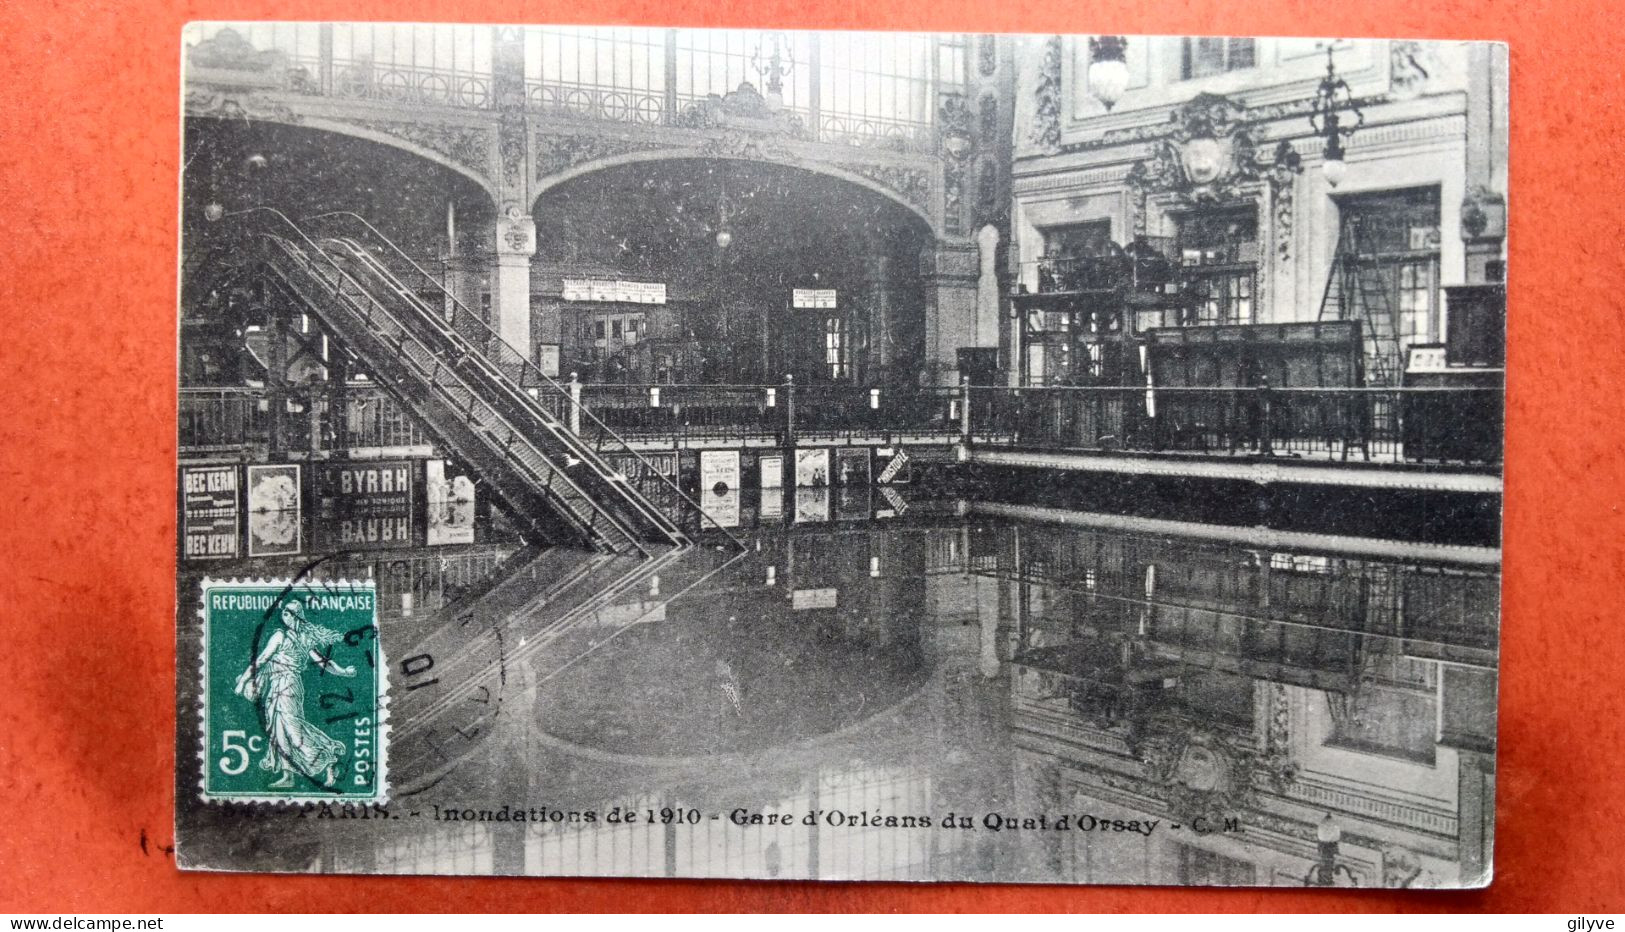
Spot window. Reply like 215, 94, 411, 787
820, 33, 935, 141
1338, 188, 1443, 352
936, 35, 967, 89
1176, 208, 1258, 326
1042, 220, 1113, 260
526, 27, 667, 121
1181, 37, 1256, 79
673, 29, 814, 111
824, 315, 850, 380
590, 311, 645, 358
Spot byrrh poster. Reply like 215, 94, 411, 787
172, 22, 1507, 891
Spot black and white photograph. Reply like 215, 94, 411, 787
175, 23, 1506, 887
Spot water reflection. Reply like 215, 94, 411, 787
177, 486, 1498, 887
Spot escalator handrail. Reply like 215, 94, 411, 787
310, 214, 716, 546
262, 237, 651, 557
239, 212, 653, 556
301, 211, 741, 550
319, 239, 686, 549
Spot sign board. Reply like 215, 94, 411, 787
791, 588, 838, 611
316, 461, 415, 551
1406, 344, 1450, 374
562, 279, 667, 305
609, 451, 676, 481
245, 464, 302, 558
879, 486, 910, 516
180, 465, 240, 561
426, 459, 476, 546
795, 448, 830, 488
877, 449, 912, 484
536, 342, 561, 378
699, 450, 741, 493
792, 288, 838, 309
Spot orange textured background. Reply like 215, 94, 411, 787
1, 0, 1620, 914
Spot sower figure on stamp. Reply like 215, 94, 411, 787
234, 600, 356, 788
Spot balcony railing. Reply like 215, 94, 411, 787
314, 56, 494, 108
179, 388, 269, 452
182, 382, 1503, 468
1025, 236, 1181, 295
968, 385, 1502, 466
179, 385, 431, 454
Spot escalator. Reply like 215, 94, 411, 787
236, 208, 728, 556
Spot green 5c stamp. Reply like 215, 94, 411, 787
200, 579, 388, 804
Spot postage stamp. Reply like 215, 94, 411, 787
198, 579, 387, 804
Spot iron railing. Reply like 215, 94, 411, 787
179, 385, 431, 452
967, 384, 1502, 466
184, 380, 1503, 468
179, 387, 269, 452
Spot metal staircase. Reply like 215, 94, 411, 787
1318, 214, 1400, 387
236, 208, 730, 556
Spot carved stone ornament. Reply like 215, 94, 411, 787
979, 34, 998, 77
1030, 36, 1064, 152
186, 27, 288, 75
1460, 184, 1507, 242
938, 93, 975, 160
497, 108, 527, 196
843, 162, 934, 215
944, 161, 966, 234
1124, 93, 1304, 260
184, 89, 300, 124
1130, 93, 1275, 205
1133, 719, 1297, 829
671, 81, 808, 139
1389, 39, 1439, 100
496, 214, 536, 257
533, 134, 671, 180
351, 119, 493, 178
697, 131, 797, 163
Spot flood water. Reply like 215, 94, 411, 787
176, 483, 1499, 887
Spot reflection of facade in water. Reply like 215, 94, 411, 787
179, 507, 1495, 885
987, 522, 1497, 887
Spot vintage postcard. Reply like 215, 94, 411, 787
176, 23, 1505, 886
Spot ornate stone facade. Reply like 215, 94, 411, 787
350, 119, 494, 178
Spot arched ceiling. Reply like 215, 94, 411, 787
181, 118, 494, 256
533, 158, 932, 286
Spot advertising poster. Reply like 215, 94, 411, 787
836, 448, 871, 486
699, 449, 741, 493
795, 487, 830, 523
316, 460, 415, 551
759, 487, 785, 521
244, 463, 302, 558
701, 488, 741, 529
759, 454, 784, 489
837, 485, 872, 521
794, 448, 830, 488
179, 465, 240, 561
426, 458, 476, 546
